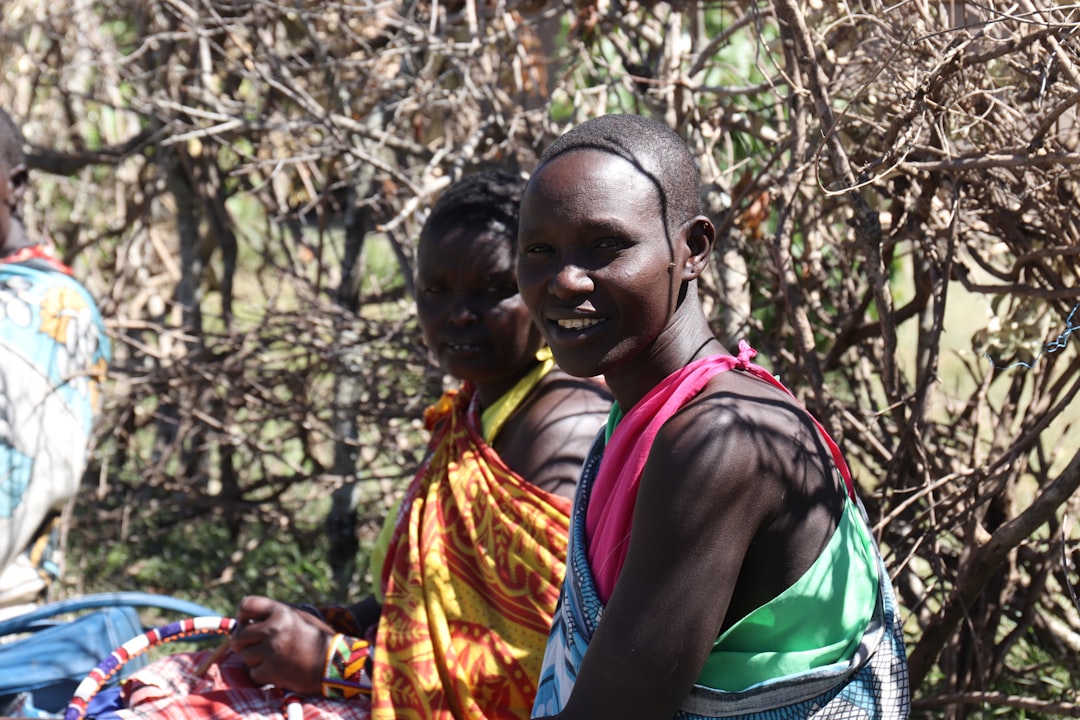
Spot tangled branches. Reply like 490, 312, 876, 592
2, 0, 1079, 715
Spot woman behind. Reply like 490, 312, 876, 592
99, 169, 611, 720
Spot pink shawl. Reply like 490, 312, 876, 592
585, 341, 853, 602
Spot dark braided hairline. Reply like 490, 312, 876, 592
419, 169, 524, 248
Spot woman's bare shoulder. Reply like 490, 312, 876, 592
529, 368, 613, 420
499, 368, 612, 498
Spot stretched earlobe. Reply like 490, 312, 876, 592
681, 216, 715, 280
9, 164, 27, 188
8, 165, 28, 214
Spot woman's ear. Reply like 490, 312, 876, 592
7, 164, 27, 216
680, 216, 715, 280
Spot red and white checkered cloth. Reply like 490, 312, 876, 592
116, 648, 371, 720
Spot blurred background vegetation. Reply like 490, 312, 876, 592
2, 0, 1080, 717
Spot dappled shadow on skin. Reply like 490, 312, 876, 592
539, 375, 612, 398
667, 386, 849, 631
495, 374, 612, 499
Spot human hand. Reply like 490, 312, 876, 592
231, 595, 333, 695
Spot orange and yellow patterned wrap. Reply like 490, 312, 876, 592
372, 385, 571, 720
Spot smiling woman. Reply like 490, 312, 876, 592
414, 169, 611, 497
415, 175, 543, 410
518, 114, 910, 720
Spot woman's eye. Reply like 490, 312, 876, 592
522, 243, 553, 255
595, 237, 625, 250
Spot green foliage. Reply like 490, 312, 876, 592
69, 490, 338, 613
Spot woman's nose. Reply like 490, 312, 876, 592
447, 295, 479, 325
550, 263, 593, 299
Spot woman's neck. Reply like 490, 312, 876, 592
605, 303, 726, 413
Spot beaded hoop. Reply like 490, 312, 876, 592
63, 615, 303, 720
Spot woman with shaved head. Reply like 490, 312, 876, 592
516, 114, 909, 720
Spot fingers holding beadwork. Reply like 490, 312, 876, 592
234, 594, 276, 627
230, 595, 279, 667
230, 596, 329, 695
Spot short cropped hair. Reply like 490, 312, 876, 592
0, 108, 26, 174
537, 114, 702, 238
420, 169, 525, 247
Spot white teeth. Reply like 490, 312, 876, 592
556, 318, 602, 329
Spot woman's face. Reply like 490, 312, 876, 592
416, 224, 544, 402
516, 149, 684, 380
